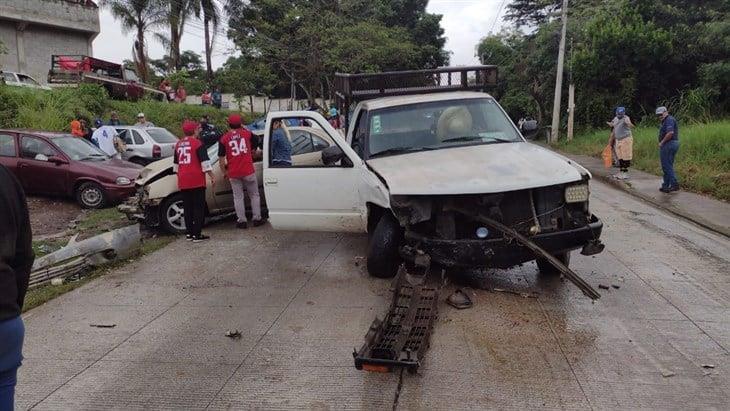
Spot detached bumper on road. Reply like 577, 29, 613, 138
405, 215, 604, 268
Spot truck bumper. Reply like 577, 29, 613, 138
404, 215, 604, 268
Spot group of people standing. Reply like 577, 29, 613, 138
606, 105, 680, 193
173, 113, 279, 241
158, 79, 188, 103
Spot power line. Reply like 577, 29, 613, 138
489, 0, 508, 34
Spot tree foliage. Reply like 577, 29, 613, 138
224, 0, 448, 102
481, 0, 730, 127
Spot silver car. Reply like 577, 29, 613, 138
114, 126, 177, 165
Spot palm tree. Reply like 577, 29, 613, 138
165, 0, 196, 72
102, 0, 165, 83
192, 0, 221, 83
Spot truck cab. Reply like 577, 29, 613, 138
261, 66, 604, 278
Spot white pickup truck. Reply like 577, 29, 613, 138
260, 67, 604, 278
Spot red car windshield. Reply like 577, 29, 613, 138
54, 136, 108, 161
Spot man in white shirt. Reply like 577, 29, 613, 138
134, 113, 155, 128
91, 123, 124, 159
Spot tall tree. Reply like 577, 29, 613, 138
165, 0, 194, 71
102, 0, 166, 82
191, 0, 221, 83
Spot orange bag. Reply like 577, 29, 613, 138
602, 145, 613, 168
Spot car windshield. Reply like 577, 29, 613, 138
147, 128, 178, 144
54, 136, 109, 161
368, 98, 522, 158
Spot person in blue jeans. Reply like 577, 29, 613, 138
0, 164, 34, 411
655, 106, 680, 193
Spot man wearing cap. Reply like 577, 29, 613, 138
91, 121, 125, 158
134, 113, 155, 128
174, 121, 215, 242
608, 107, 634, 180
656, 106, 680, 192
199, 115, 220, 148
219, 114, 264, 229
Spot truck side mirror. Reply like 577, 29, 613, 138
321, 145, 352, 167
521, 120, 539, 139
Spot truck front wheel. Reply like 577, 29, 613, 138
536, 252, 571, 275
366, 214, 403, 279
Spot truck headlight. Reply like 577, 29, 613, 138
116, 177, 132, 185
565, 184, 589, 203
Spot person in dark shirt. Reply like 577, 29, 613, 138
655, 106, 680, 192
108, 111, 123, 126
212, 88, 223, 109
199, 115, 220, 148
0, 164, 34, 410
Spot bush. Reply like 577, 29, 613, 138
0, 85, 256, 135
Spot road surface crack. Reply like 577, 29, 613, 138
391, 368, 405, 411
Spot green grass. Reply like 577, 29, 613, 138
556, 121, 730, 201
0, 84, 257, 135
23, 235, 175, 312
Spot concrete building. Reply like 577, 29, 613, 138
0, 0, 100, 84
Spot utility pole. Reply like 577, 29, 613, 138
567, 37, 575, 141
550, 0, 569, 143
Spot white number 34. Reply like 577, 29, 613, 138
229, 139, 248, 156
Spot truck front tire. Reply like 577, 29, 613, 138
536, 251, 571, 275
366, 214, 403, 279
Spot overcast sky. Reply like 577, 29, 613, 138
93, 0, 509, 69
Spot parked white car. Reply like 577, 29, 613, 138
114, 126, 178, 165
1, 71, 51, 90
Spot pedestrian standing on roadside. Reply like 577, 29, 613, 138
0, 164, 35, 411
199, 115, 220, 148
212, 87, 222, 109
70, 118, 84, 138
174, 120, 215, 242
218, 114, 265, 229
201, 89, 212, 106
134, 113, 155, 128
656, 106, 680, 193
607, 107, 634, 180
176, 84, 187, 103
92, 122, 125, 159
108, 111, 122, 126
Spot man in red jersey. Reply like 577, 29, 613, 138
218, 114, 264, 229
174, 120, 215, 242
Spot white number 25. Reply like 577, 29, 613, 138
177, 146, 191, 164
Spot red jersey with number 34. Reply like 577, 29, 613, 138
174, 137, 206, 189
219, 128, 255, 178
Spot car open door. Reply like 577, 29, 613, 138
263, 111, 367, 233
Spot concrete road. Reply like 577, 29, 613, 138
17, 181, 730, 410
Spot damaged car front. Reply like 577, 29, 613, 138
360, 94, 604, 273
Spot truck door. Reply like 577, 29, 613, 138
262, 111, 367, 233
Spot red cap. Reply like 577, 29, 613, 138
228, 114, 242, 127
182, 120, 198, 135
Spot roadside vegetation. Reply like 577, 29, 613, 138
556, 121, 730, 201
0, 84, 254, 135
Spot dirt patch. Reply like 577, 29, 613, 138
27, 196, 81, 237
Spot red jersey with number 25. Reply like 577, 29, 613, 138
175, 137, 206, 190
219, 128, 255, 178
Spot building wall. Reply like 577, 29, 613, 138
0, 0, 99, 83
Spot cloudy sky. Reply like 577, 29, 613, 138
93, 0, 509, 69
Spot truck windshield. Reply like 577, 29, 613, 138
368, 98, 521, 158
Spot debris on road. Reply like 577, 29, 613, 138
225, 329, 242, 339
491, 288, 539, 298
50, 278, 64, 286
90, 324, 116, 328
354, 265, 439, 374
447, 289, 473, 309
661, 370, 676, 378
701, 364, 716, 369
29, 225, 142, 288
598, 284, 610, 290
611, 284, 621, 289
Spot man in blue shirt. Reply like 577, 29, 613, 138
271, 119, 292, 167
212, 88, 223, 109
656, 106, 680, 193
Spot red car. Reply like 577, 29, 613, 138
0, 129, 142, 208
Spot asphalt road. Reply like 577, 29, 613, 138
17, 180, 730, 410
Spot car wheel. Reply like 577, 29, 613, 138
536, 251, 571, 275
75, 182, 106, 209
367, 213, 403, 279
160, 193, 186, 234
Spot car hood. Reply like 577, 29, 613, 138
365, 142, 588, 195
135, 157, 174, 184
83, 158, 143, 180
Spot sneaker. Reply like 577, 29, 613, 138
668, 185, 680, 192
192, 234, 210, 243
236, 221, 248, 229
186, 234, 193, 241
660, 187, 671, 193
252, 219, 266, 227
